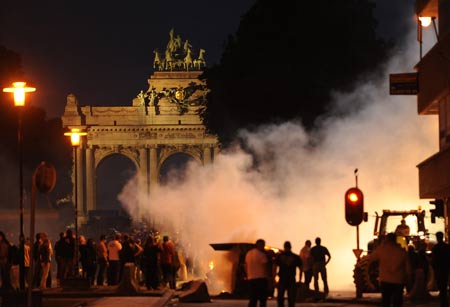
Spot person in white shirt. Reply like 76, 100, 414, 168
245, 239, 269, 307
107, 234, 122, 285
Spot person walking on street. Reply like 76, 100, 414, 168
245, 239, 270, 307
310, 237, 331, 296
276, 241, 302, 307
432, 231, 450, 307
369, 232, 411, 307
299, 240, 313, 289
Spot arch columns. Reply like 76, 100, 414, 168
85, 146, 96, 215
203, 145, 212, 165
149, 145, 158, 193
138, 147, 149, 216
213, 146, 220, 162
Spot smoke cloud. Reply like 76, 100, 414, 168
118, 29, 438, 291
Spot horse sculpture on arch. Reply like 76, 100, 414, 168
155, 29, 207, 72
193, 49, 206, 70
183, 48, 193, 70
153, 50, 162, 70
164, 49, 174, 70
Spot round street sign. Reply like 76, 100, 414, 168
34, 162, 56, 194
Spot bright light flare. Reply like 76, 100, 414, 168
209, 261, 214, 271
64, 128, 87, 147
265, 246, 279, 253
348, 192, 359, 203
419, 16, 432, 27
3, 82, 36, 107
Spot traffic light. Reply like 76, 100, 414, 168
430, 199, 444, 223
345, 187, 364, 226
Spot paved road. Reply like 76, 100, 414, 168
174, 298, 439, 307
173, 291, 441, 307
6, 289, 441, 307
35, 295, 441, 307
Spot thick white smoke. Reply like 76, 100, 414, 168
118, 29, 438, 291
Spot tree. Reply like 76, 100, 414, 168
201, 0, 390, 145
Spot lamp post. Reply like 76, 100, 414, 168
64, 128, 86, 277
3, 81, 36, 290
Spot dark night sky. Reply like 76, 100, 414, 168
1, 1, 415, 120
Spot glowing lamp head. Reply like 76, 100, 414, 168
3, 82, 36, 107
64, 128, 87, 147
419, 16, 432, 27
71, 133, 81, 146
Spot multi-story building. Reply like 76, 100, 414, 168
415, 0, 450, 237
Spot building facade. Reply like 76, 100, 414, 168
415, 0, 450, 236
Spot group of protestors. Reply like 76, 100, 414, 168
0, 228, 185, 291
371, 230, 450, 307
244, 231, 450, 307
245, 237, 331, 307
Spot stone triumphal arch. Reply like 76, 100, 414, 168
61, 29, 219, 221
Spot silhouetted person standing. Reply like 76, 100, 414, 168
0, 231, 11, 290
107, 234, 122, 285
370, 233, 410, 307
245, 239, 270, 307
276, 241, 302, 307
96, 235, 108, 286
299, 240, 313, 289
61, 229, 75, 280
142, 235, 161, 290
310, 237, 331, 296
432, 231, 450, 307
54, 232, 65, 287
161, 235, 176, 289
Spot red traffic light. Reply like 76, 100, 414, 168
345, 187, 364, 226
347, 191, 360, 204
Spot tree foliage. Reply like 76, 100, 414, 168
202, 0, 390, 145
0, 45, 72, 207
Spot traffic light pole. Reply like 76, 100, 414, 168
354, 169, 361, 252
356, 225, 360, 251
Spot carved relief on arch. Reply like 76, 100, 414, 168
94, 146, 140, 170
158, 145, 203, 169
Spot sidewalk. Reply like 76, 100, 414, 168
0, 285, 175, 307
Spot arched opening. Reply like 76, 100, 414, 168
96, 154, 136, 211
159, 153, 196, 185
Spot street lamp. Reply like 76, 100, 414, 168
3, 81, 36, 290
64, 128, 87, 277
417, 15, 438, 59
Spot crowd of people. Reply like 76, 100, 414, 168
0, 229, 187, 292
1, 225, 449, 307
245, 237, 331, 307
